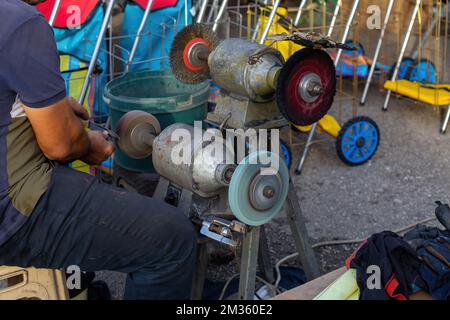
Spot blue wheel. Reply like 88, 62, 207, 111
336, 116, 380, 166
410, 59, 436, 84
280, 140, 292, 169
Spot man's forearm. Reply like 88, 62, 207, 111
54, 119, 91, 164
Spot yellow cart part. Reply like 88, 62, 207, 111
314, 268, 360, 300
255, 7, 304, 60
384, 80, 450, 107
292, 115, 342, 138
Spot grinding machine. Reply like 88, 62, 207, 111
168, 23, 339, 129
116, 110, 290, 242
113, 24, 346, 299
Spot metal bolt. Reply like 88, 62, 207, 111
263, 186, 275, 199
308, 82, 323, 96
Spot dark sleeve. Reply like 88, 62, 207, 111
3, 15, 66, 108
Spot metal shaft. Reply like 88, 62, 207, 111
49, 0, 62, 27
294, 0, 308, 27
360, 0, 395, 105
383, 0, 421, 111
259, 0, 281, 44
79, 0, 116, 106
196, 0, 209, 23
212, 0, 229, 32
125, 0, 155, 73
327, 0, 342, 37
296, 0, 360, 175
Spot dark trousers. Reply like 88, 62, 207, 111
0, 165, 197, 300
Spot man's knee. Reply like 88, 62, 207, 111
152, 204, 197, 264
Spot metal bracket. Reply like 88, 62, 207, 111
199, 217, 242, 247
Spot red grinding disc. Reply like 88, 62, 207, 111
277, 48, 336, 126
183, 38, 209, 71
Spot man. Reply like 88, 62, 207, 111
0, 0, 197, 300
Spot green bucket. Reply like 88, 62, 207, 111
104, 70, 210, 173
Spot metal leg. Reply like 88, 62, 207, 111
411, 7, 439, 60
125, 0, 155, 73
251, 0, 262, 42
383, 0, 422, 111
259, 0, 282, 44
79, 0, 116, 105
212, 0, 229, 32
294, 0, 308, 27
327, 0, 342, 37
295, 0, 360, 175
257, 226, 275, 284
191, 240, 209, 300
238, 227, 261, 300
295, 122, 318, 175
197, 0, 209, 23
441, 105, 450, 134
185, 0, 189, 26
334, 0, 361, 66
360, 0, 395, 106
49, 0, 62, 27
285, 181, 320, 280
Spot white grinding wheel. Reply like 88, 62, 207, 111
228, 151, 289, 226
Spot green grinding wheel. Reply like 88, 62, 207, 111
229, 151, 289, 226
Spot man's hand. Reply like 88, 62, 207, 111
67, 96, 89, 121
81, 131, 115, 166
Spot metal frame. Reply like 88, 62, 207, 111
380, 0, 450, 133
79, 0, 117, 105
125, 0, 155, 72
294, 0, 308, 27
382, 0, 422, 112
327, 0, 342, 37
296, 0, 361, 175
259, 0, 282, 44
49, 0, 62, 27
197, 0, 209, 23
360, 0, 396, 106
212, 0, 229, 32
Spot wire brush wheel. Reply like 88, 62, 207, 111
169, 23, 219, 84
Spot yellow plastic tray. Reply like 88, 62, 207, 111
384, 80, 450, 106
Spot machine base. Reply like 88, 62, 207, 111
206, 94, 288, 130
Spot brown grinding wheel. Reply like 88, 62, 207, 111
116, 111, 161, 159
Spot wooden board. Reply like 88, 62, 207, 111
272, 267, 347, 300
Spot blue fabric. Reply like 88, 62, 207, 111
53, 6, 109, 120
121, 1, 192, 71
417, 236, 450, 300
